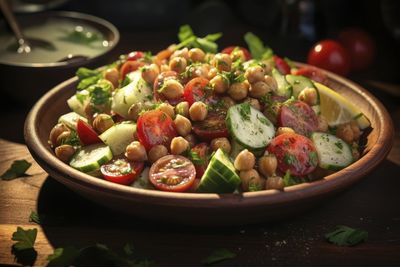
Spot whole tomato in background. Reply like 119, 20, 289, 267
307, 40, 350, 76
338, 28, 376, 71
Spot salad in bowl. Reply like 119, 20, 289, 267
48, 25, 370, 194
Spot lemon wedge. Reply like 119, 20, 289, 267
314, 82, 370, 129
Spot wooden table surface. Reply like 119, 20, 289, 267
1, 30, 400, 266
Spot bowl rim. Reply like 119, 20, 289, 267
0, 11, 120, 68
24, 64, 394, 208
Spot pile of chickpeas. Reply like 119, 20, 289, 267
50, 44, 364, 192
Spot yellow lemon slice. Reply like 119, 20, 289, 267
314, 82, 370, 129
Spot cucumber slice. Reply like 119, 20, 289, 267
197, 149, 241, 193
226, 103, 275, 152
272, 68, 292, 97
70, 143, 113, 173
111, 71, 153, 118
58, 112, 88, 130
311, 132, 353, 170
67, 90, 89, 116
99, 122, 137, 155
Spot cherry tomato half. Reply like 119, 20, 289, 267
120, 60, 145, 80
76, 119, 102, 145
183, 77, 211, 106
221, 46, 252, 61
307, 39, 350, 76
192, 112, 228, 140
137, 110, 177, 150
293, 66, 327, 84
338, 28, 375, 71
101, 157, 144, 185
278, 100, 318, 137
190, 142, 209, 179
273, 55, 291, 75
149, 155, 196, 192
267, 133, 318, 176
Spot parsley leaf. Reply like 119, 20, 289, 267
202, 248, 236, 265
282, 170, 306, 187
187, 150, 205, 165
1, 160, 32, 180
29, 211, 43, 225
11, 227, 37, 250
239, 103, 251, 121
325, 225, 368, 246
76, 67, 101, 91
244, 32, 273, 60
61, 130, 81, 147
176, 24, 222, 53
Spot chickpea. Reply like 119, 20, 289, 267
336, 123, 354, 144
221, 96, 236, 109
244, 97, 261, 110
56, 130, 72, 146
175, 101, 189, 117
260, 62, 273, 75
170, 136, 189, 155
350, 120, 361, 140
228, 82, 249, 101
93, 114, 114, 134
125, 141, 147, 162
245, 66, 265, 84
210, 74, 229, 94
169, 56, 187, 73
317, 115, 329, 132
234, 149, 255, 171
127, 103, 143, 121
184, 134, 197, 148
159, 79, 184, 100
204, 53, 215, 63
55, 144, 75, 163
189, 101, 208, 121
231, 49, 246, 62
157, 103, 175, 119
148, 145, 168, 163
265, 176, 285, 190
160, 64, 170, 72
141, 63, 160, 84
174, 115, 192, 136
191, 64, 210, 79
210, 137, 231, 154
188, 48, 205, 62
298, 87, 318, 106
207, 67, 218, 80
171, 47, 189, 61
249, 81, 271, 99
276, 127, 295, 136
264, 75, 278, 92
212, 53, 232, 72
258, 154, 278, 177
240, 169, 265, 192
49, 123, 70, 147
104, 68, 119, 89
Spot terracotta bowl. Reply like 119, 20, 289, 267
24, 65, 394, 225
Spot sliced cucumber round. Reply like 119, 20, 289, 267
99, 122, 137, 155
70, 143, 113, 173
272, 68, 292, 97
311, 132, 353, 171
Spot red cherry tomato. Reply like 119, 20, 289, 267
190, 142, 209, 178
101, 157, 144, 185
221, 46, 252, 61
278, 101, 318, 136
120, 60, 145, 80
126, 51, 144, 61
273, 55, 291, 75
338, 28, 375, 71
76, 119, 102, 145
267, 133, 318, 176
192, 112, 228, 140
183, 77, 210, 106
307, 39, 350, 76
149, 155, 196, 192
293, 66, 327, 84
137, 110, 177, 150
153, 71, 183, 105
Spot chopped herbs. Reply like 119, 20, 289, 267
76, 67, 101, 91
120, 75, 132, 88
244, 32, 273, 60
1, 160, 32, 180
283, 170, 304, 187
11, 227, 37, 251
90, 86, 111, 106
325, 225, 368, 246
283, 153, 297, 165
202, 248, 236, 265
256, 114, 270, 126
29, 211, 43, 225
187, 150, 205, 165
61, 130, 81, 147
239, 103, 251, 121
248, 181, 263, 192
309, 151, 319, 167
334, 141, 343, 150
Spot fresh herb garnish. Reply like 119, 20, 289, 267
187, 150, 205, 165
244, 32, 273, 60
256, 114, 271, 126
61, 130, 81, 147
309, 151, 318, 167
239, 103, 251, 121
29, 211, 43, 225
12, 227, 37, 251
248, 180, 263, 192
76, 67, 101, 91
282, 170, 304, 187
202, 248, 236, 265
120, 75, 132, 88
90, 86, 111, 106
1, 160, 32, 180
176, 25, 222, 53
334, 141, 343, 150
325, 225, 368, 246
283, 153, 297, 165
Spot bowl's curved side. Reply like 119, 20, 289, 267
24, 66, 394, 225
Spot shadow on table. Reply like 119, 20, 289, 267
35, 160, 400, 266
